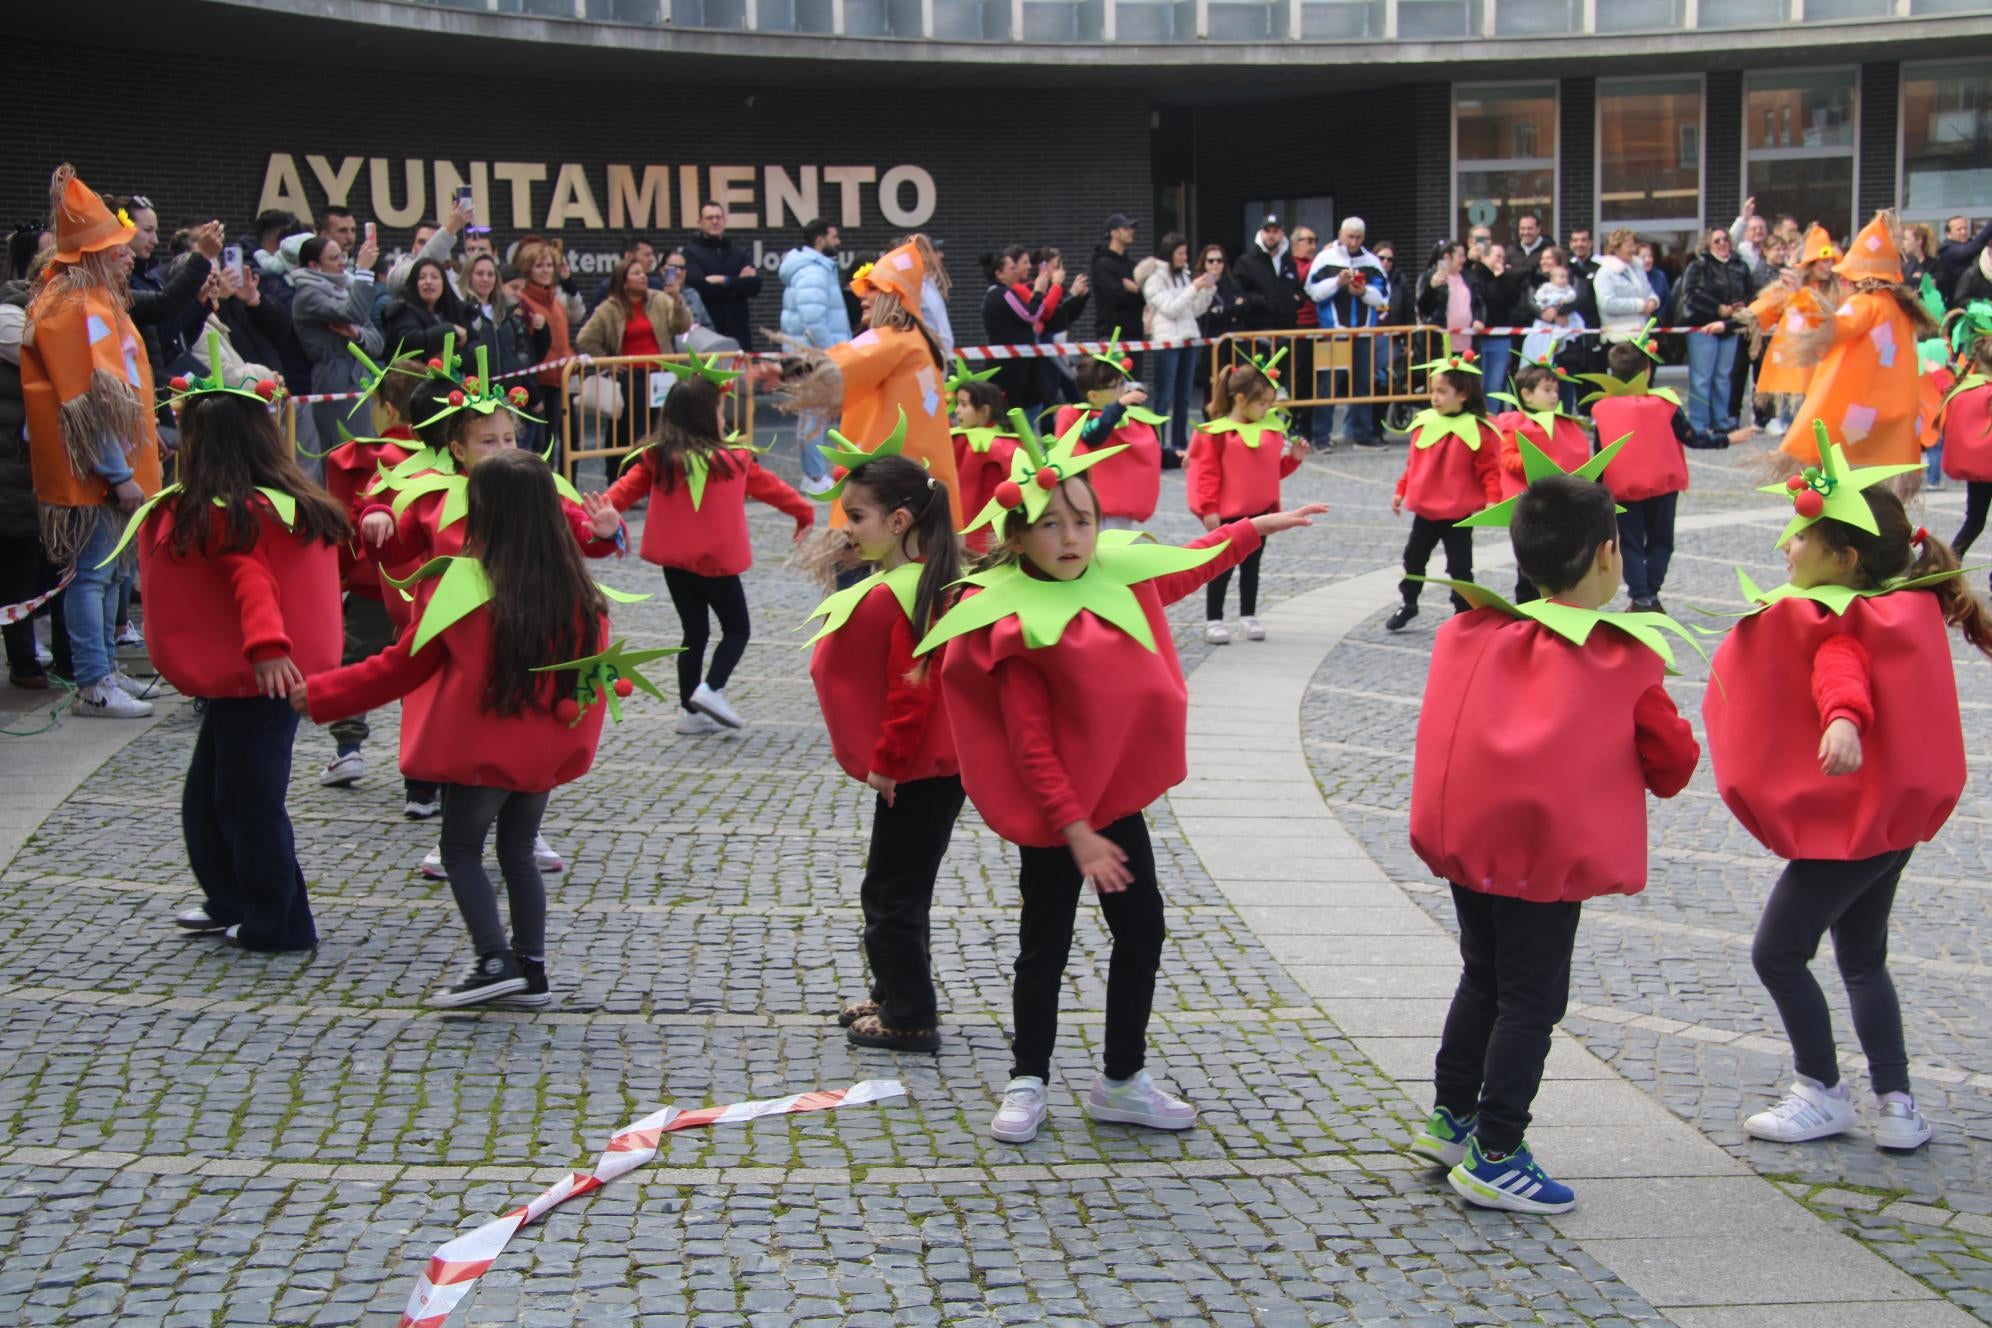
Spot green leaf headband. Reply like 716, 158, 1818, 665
1947, 300, 1992, 361
343, 337, 418, 420
960, 408, 1125, 535
1412, 346, 1481, 376
166, 329, 287, 409
945, 353, 1000, 395
1628, 317, 1665, 365
1573, 366, 1680, 408
532, 636, 682, 727
1086, 327, 1139, 381
812, 408, 910, 504
1457, 434, 1630, 528
414, 343, 543, 429
660, 346, 743, 391
1760, 421, 1921, 545
1234, 343, 1288, 389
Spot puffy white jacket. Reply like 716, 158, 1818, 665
1592, 255, 1656, 341
1139, 257, 1215, 341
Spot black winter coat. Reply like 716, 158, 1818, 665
1088, 245, 1145, 339
0, 281, 33, 539
1678, 248, 1754, 327
1233, 243, 1304, 332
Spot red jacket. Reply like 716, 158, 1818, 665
938, 522, 1261, 847
1411, 609, 1697, 903
1395, 416, 1505, 520
1941, 381, 1992, 482
137, 496, 343, 699
810, 577, 957, 784
1594, 395, 1689, 502
323, 425, 415, 596
606, 447, 813, 577
950, 429, 1019, 552
1491, 411, 1590, 500
1705, 591, 1966, 861
309, 590, 610, 793
1056, 405, 1163, 522
1185, 422, 1300, 519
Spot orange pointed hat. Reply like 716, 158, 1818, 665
48, 164, 135, 264
1798, 224, 1841, 267
852, 241, 927, 315
1833, 212, 1902, 284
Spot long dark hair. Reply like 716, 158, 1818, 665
463, 449, 609, 716
643, 375, 739, 491
1812, 488, 1992, 657
843, 457, 962, 637
980, 245, 1031, 284
168, 394, 349, 557
1433, 366, 1489, 420
404, 257, 463, 321
609, 256, 650, 311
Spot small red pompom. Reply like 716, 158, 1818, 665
509, 386, 528, 404
447, 390, 465, 406
1267, 368, 1281, 382
427, 357, 443, 371
720, 379, 736, 394
254, 379, 278, 400
613, 678, 634, 698
1120, 357, 1133, 371
994, 480, 1023, 508
1033, 467, 1059, 490
1793, 489, 1825, 519
1461, 350, 1478, 363
831, 465, 848, 482
1785, 474, 1807, 491
554, 697, 580, 723
169, 375, 189, 392
1644, 340, 1659, 354
462, 376, 479, 392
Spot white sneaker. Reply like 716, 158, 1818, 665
114, 623, 145, 649
801, 473, 836, 496
1744, 1078, 1858, 1143
1083, 1070, 1198, 1131
1873, 1095, 1933, 1150
674, 710, 723, 735
1242, 616, 1266, 641
991, 1076, 1048, 1144
320, 751, 365, 788
1204, 620, 1232, 645
1767, 417, 1789, 435
419, 847, 446, 880
533, 833, 565, 874
689, 682, 743, 728
174, 906, 224, 933
404, 793, 442, 820
71, 679, 152, 718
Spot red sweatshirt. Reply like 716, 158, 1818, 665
1185, 422, 1301, 519
950, 429, 1019, 552
1941, 381, 1992, 482
809, 578, 957, 784
1490, 411, 1590, 500
1054, 404, 1163, 522
323, 424, 415, 596
605, 447, 813, 577
1396, 415, 1505, 520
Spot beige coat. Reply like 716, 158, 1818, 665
575, 289, 692, 359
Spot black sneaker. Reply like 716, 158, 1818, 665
1629, 597, 1660, 614
498, 956, 552, 1008
1385, 604, 1419, 632
429, 954, 527, 1008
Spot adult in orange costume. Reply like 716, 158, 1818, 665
1780, 213, 1940, 477
22, 164, 164, 709
1745, 226, 1844, 404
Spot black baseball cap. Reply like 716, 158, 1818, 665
1260, 214, 1284, 230
1106, 213, 1139, 231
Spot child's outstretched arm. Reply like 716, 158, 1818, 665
745, 456, 817, 542
1633, 685, 1700, 796
602, 454, 653, 512
1146, 505, 1329, 607
1812, 635, 1872, 777
297, 608, 446, 724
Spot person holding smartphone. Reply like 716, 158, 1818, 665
384, 195, 474, 296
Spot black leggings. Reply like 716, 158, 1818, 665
1752, 849, 1913, 1096
861, 774, 967, 1028
1011, 812, 1164, 1084
662, 568, 749, 709
1206, 518, 1268, 619
1401, 516, 1474, 611
1953, 481, 1992, 558
438, 784, 551, 961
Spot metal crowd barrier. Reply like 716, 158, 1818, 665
556, 353, 756, 486
1207, 326, 1451, 409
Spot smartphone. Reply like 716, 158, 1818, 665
221, 244, 243, 278
454, 186, 473, 209
364, 221, 377, 249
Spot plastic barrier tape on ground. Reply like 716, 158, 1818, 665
396, 1078, 905, 1328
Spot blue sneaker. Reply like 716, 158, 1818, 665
1408, 1105, 1476, 1168
1447, 1138, 1576, 1214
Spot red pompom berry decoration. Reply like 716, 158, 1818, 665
255, 378, 278, 399
554, 697, 581, 724
427, 357, 443, 371
1120, 357, 1133, 371
1267, 368, 1281, 382
993, 480, 1023, 508
461, 376, 479, 392
1644, 340, 1659, 355
447, 390, 466, 407
1461, 350, 1478, 363
612, 678, 634, 699
169, 375, 189, 392
1033, 467, 1059, 490
831, 465, 849, 482
1793, 489, 1825, 519
1785, 474, 1807, 491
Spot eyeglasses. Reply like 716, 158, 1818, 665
1203, 257, 1225, 265
1376, 254, 1395, 264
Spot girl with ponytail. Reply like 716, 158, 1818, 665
801, 454, 967, 1054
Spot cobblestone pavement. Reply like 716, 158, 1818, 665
1300, 439, 1992, 1322
0, 425, 1701, 1327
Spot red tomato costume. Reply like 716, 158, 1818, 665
808, 564, 958, 784
1055, 405, 1163, 523
950, 427, 1018, 554
1395, 414, 1504, 520
1940, 379, 1992, 482
1491, 411, 1590, 500
136, 496, 343, 699
322, 425, 414, 595
1412, 608, 1698, 902
1185, 418, 1298, 520
1594, 395, 1689, 502
605, 447, 812, 576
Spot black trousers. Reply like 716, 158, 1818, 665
1752, 849, 1913, 1096
1011, 812, 1164, 1083
438, 784, 552, 961
1953, 481, 1992, 558
327, 593, 396, 752
0, 535, 70, 678
1618, 492, 1679, 602
181, 696, 317, 951
1434, 884, 1583, 1154
860, 774, 966, 1028
1206, 513, 1270, 619
662, 567, 749, 709
1401, 516, 1474, 611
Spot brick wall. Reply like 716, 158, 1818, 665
1559, 77, 1596, 241
1704, 70, 1743, 229
1858, 62, 1900, 221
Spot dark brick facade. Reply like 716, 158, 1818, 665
1558, 77, 1596, 240
1704, 70, 1744, 231
1858, 63, 1900, 221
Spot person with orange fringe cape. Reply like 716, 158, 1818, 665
1742, 226, 1844, 427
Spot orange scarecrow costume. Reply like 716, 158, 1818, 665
1780, 213, 1932, 470
1745, 226, 1843, 399
22, 164, 162, 564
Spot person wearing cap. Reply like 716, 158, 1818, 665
1233, 216, 1304, 335
1089, 214, 1146, 356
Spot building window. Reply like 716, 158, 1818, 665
1455, 83, 1557, 247
1901, 61, 1992, 220
1744, 68, 1857, 239
1597, 76, 1704, 271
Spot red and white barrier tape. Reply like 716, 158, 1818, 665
397, 1078, 904, 1328
0, 567, 75, 625
289, 354, 596, 405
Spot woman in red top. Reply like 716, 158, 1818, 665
576, 256, 694, 481
606, 371, 813, 732
300, 450, 614, 1009
803, 455, 965, 1053
131, 387, 348, 952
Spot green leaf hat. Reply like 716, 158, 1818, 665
532, 636, 682, 727
944, 353, 1000, 395
1760, 420, 1922, 546
164, 329, 287, 410
414, 344, 543, 430
1456, 434, 1630, 528
659, 346, 744, 391
1412, 333, 1481, 377
811, 407, 911, 505
1086, 326, 1139, 381
959, 408, 1126, 536
343, 336, 418, 422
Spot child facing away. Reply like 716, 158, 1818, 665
803, 455, 966, 1054
1491, 363, 1591, 602
920, 417, 1327, 1144
1705, 444, 1992, 1150
299, 449, 618, 1008
1055, 341, 1167, 532
128, 383, 350, 952
605, 366, 814, 733
1940, 332, 1992, 559
948, 377, 1017, 556
1387, 354, 1504, 631
1407, 473, 1699, 1212
1185, 361, 1306, 643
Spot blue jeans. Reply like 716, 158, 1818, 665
1151, 347, 1196, 455
1926, 441, 1945, 486
798, 409, 830, 482
1475, 335, 1514, 403
1617, 492, 1679, 602
1687, 333, 1739, 436
183, 695, 317, 950
1319, 337, 1381, 443
65, 511, 125, 688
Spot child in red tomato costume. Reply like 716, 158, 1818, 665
1939, 330, 1992, 558
1704, 433, 1992, 1151
1407, 469, 1699, 1214
924, 413, 1329, 1144
125, 385, 350, 952
1185, 359, 1306, 644
301, 450, 646, 1010
1489, 362, 1587, 603
948, 376, 1016, 557
803, 453, 967, 1054
1387, 354, 1504, 630
605, 366, 814, 733
1055, 334, 1167, 531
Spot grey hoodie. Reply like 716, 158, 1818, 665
289, 267, 384, 393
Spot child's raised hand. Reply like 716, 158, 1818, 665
582, 491, 620, 537
360, 510, 395, 547
288, 679, 311, 717
866, 771, 898, 808
1063, 824, 1132, 894
1818, 717, 1863, 776
1118, 386, 1148, 408
1251, 503, 1330, 537
255, 655, 304, 700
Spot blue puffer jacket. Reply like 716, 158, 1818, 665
778, 247, 852, 350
